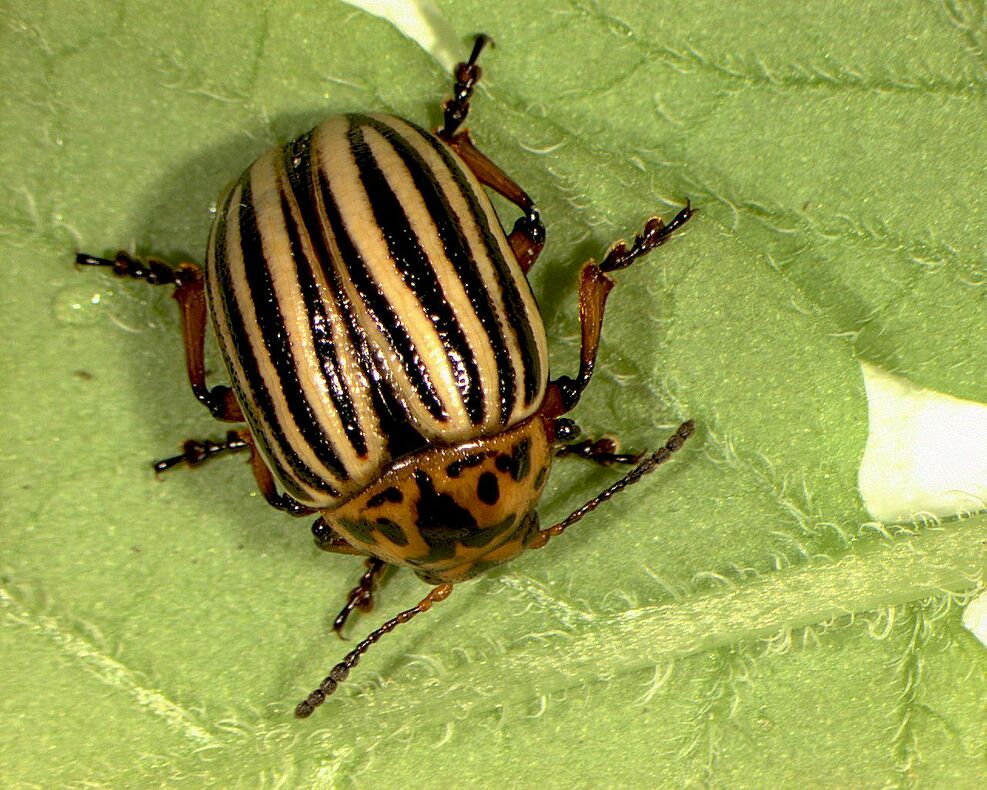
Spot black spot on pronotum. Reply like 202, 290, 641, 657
413, 469, 480, 561
534, 466, 547, 489
477, 471, 500, 505
374, 517, 409, 546
336, 517, 377, 544
459, 513, 517, 548
413, 470, 477, 529
366, 486, 403, 508
512, 438, 531, 481
446, 453, 485, 478
495, 437, 531, 481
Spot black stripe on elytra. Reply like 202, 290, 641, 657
348, 117, 484, 423
357, 115, 515, 425
350, 116, 486, 425
279, 135, 367, 459
212, 177, 337, 500
237, 173, 350, 483
316, 132, 447, 425
309, 132, 431, 461
366, 486, 403, 508
417, 128, 543, 410
208, 186, 266, 433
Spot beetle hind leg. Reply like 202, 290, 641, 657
437, 37, 546, 272
75, 251, 242, 422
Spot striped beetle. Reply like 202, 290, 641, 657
76, 37, 695, 718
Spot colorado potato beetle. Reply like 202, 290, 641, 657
76, 36, 696, 718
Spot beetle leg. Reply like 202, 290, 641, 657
439, 34, 491, 138
295, 583, 454, 718
442, 131, 546, 272
75, 251, 243, 422
332, 557, 389, 638
530, 421, 695, 550
545, 203, 695, 415
232, 430, 316, 517
436, 36, 546, 271
152, 430, 249, 473
556, 438, 641, 466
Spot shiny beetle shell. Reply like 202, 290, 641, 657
206, 113, 551, 582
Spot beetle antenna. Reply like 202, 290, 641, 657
530, 420, 695, 549
294, 582, 454, 718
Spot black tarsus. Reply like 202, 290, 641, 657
153, 431, 249, 474
440, 34, 493, 138
532, 420, 695, 549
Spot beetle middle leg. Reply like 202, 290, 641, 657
75, 251, 242, 422
546, 203, 695, 416
153, 430, 249, 473
155, 426, 316, 516
233, 430, 316, 517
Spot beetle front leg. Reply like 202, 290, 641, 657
549, 417, 639, 465
546, 203, 695, 416
311, 518, 364, 555
556, 438, 640, 466
332, 557, 389, 637
75, 252, 242, 422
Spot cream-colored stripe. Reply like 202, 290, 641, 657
364, 124, 500, 431
247, 151, 351, 491
215, 178, 334, 508
207, 185, 322, 505
385, 115, 543, 424
304, 129, 389, 475
256, 153, 371, 479
313, 117, 457, 439
472, 176, 549, 410
274, 151, 388, 484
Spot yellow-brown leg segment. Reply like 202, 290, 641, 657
333, 557, 389, 637
75, 252, 242, 422
295, 583, 454, 718
444, 132, 545, 272
546, 204, 695, 417
233, 430, 316, 517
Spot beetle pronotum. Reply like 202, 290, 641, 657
76, 36, 695, 718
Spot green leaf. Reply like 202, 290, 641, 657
1, 0, 984, 786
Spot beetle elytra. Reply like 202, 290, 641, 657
75, 36, 696, 718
